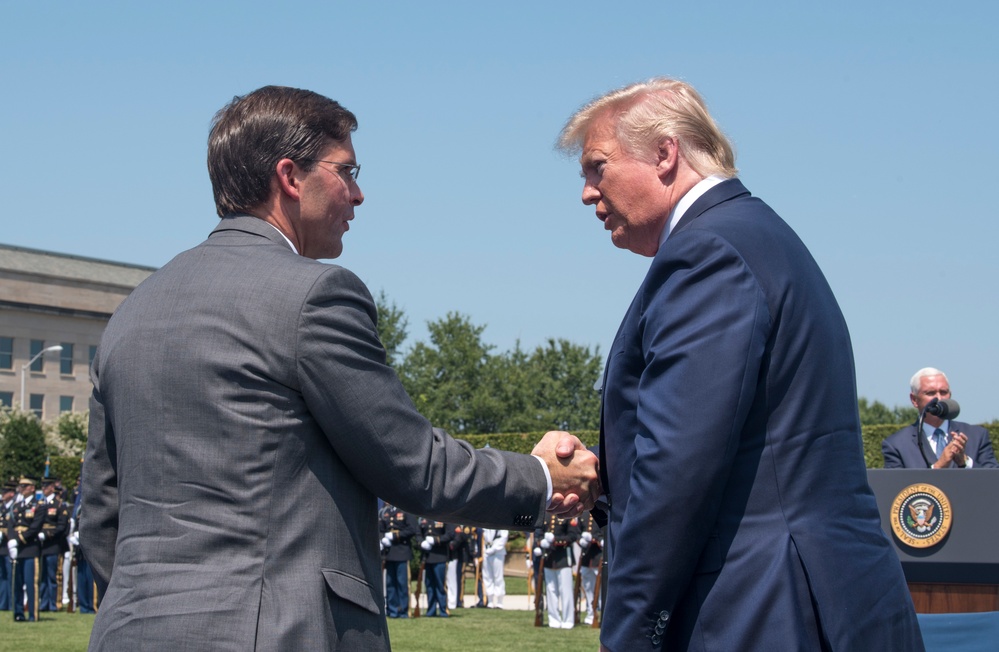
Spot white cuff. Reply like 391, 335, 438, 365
532, 455, 553, 508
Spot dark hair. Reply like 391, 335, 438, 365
207, 86, 358, 217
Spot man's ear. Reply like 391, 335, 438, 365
275, 158, 303, 201
655, 137, 678, 180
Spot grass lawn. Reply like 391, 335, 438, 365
0, 580, 600, 651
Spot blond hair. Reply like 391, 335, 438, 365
557, 77, 737, 178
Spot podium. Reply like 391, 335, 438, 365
868, 469, 999, 613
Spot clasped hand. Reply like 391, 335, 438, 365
531, 430, 601, 517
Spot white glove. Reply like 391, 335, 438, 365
64, 551, 72, 559
580, 531, 592, 548
533, 546, 542, 557
381, 536, 392, 548
540, 539, 551, 550
38, 532, 46, 543
7, 539, 17, 556
420, 540, 433, 551
424, 535, 435, 546
69, 533, 80, 547
544, 532, 554, 543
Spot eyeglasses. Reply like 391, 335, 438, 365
300, 159, 361, 181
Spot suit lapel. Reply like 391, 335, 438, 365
671, 178, 751, 235
914, 425, 940, 465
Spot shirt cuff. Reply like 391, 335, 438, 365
532, 455, 554, 508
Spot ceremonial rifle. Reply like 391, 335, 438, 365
413, 553, 425, 618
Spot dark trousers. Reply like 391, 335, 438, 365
384, 560, 409, 617
424, 562, 448, 616
39, 554, 59, 611
13, 556, 37, 621
0, 555, 11, 610
77, 555, 95, 613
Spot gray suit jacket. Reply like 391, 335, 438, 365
81, 215, 546, 651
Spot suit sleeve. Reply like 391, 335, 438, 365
972, 427, 999, 468
602, 230, 770, 650
295, 266, 547, 529
882, 437, 905, 469
80, 347, 118, 597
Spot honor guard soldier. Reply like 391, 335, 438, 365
38, 477, 70, 612
8, 477, 45, 621
379, 504, 417, 618
446, 525, 476, 610
1, 479, 17, 611
480, 528, 508, 609
536, 513, 580, 629
418, 518, 454, 617
69, 500, 96, 614
576, 510, 603, 625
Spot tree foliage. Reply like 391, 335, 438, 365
858, 397, 917, 425
0, 408, 47, 481
374, 290, 409, 368
395, 311, 602, 435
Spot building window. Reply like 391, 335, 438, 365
60, 343, 74, 375
30, 340, 45, 371
60, 396, 74, 413
0, 337, 12, 370
29, 394, 44, 419
0, 392, 12, 408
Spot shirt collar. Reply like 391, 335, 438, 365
659, 174, 730, 248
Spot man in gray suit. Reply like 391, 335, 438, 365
81, 86, 599, 651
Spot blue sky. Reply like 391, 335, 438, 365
3, 1, 997, 423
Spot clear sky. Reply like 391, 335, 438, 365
3, 1, 997, 423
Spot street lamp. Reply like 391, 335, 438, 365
20, 344, 63, 411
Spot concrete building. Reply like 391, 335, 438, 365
0, 244, 155, 420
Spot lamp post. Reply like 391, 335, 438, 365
20, 344, 63, 411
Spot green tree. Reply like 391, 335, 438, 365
499, 339, 602, 433
858, 397, 917, 425
50, 410, 89, 456
374, 290, 409, 368
398, 312, 502, 434
0, 408, 47, 481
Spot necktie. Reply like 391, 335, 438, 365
933, 428, 947, 456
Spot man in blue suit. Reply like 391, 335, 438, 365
557, 78, 923, 651
882, 368, 998, 469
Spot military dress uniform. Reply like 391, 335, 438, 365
38, 479, 70, 612
480, 528, 509, 608
8, 479, 46, 622
70, 499, 97, 613
418, 518, 454, 617
576, 511, 603, 625
536, 513, 580, 629
446, 525, 475, 609
380, 504, 417, 618
0, 481, 17, 611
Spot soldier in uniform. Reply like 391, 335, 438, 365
38, 477, 70, 612
480, 528, 508, 609
418, 518, 454, 617
69, 498, 96, 614
535, 513, 580, 629
576, 510, 603, 625
1, 479, 17, 611
446, 525, 476, 610
379, 503, 417, 618
8, 477, 46, 621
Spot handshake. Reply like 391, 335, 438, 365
531, 430, 602, 518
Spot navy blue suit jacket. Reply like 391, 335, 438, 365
599, 179, 922, 651
882, 420, 999, 469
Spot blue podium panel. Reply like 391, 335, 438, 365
868, 469, 999, 583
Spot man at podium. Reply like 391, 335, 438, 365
882, 368, 998, 469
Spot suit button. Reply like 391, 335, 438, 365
651, 635, 662, 645
655, 624, 664, 635
660, 610, 670, 620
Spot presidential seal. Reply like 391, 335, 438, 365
890, 483, 952, 549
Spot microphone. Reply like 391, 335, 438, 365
924, 398, 960, 419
